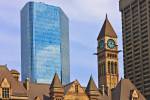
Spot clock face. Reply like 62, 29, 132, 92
107, 39, 115, 49
99, 40, 104, 49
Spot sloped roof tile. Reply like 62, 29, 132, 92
50, 73, 63, 88
112, 79, 146, 100
0, 65, 27, 97
86, 75, 98, 91
97, 15, 117, 40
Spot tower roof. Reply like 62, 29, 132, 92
86, 75, 98, 91
97, 15, 117, 40
50, 73, 63, 88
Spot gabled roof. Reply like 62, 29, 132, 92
63, 80, 89, 99
112, 79, 146, 100
64, 80, 87, 95
0, 65, 27, 97
86, 76, 98, 91
97, 15, 117, 40
50, 73, 63, 88
64, 81, 74, 94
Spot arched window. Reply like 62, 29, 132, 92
115, 62, 118, 74
2, 88, 9, 99
115, 55, 117, 58
75, 85, 78, 93
112, 54, 114, 58
104, 63, 106, 75
1, 78, 10, 99
111, 62, 114, 74
101, 64, 103, 75
102, 64, 104, 75
107, 53, 109, 57
108, 61, 111, 73
110, 54, 112, 58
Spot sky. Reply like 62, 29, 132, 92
0, 0, 123, 86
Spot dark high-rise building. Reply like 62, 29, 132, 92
119, 0, 150, 99
21, 2, 70, 84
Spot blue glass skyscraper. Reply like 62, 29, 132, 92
21, 2, 70, 84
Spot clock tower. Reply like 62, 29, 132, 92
97, 15, 119, 89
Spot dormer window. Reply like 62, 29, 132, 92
130, 90, 139, 100
1, 78, 10, 99
75, 85, 78, 93
2, 88, 10, 99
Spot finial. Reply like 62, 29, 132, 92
106, 13, 108, 20
90, 74, 93, 79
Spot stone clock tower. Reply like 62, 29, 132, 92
97, 15, 119, 89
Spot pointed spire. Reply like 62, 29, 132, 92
49, 73, 64, 100
86, 75, 98, 91
50, 73, 63, 88
97, 15, 117, 40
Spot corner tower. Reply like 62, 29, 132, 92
97, 15, 119, 89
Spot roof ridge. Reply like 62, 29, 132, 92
64, 81, 74, 87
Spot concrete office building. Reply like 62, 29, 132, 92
119, 0, 150, 99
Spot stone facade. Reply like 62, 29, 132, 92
0, 65, 146, 100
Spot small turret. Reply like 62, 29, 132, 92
86, 75, 101, 100
49, 73, 64, 100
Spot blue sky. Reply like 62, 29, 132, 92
0, 0, 123, 86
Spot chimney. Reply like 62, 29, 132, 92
10, 70, 20, 81
101, 85, 105, 96
24, 78, 30, 90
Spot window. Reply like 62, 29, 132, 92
56, 99, 62, 100
130, 90, 139, 100
115, 62, 118, 74
75, 85, 78, 93
2, 88, 9, 99
132, 97, 138, 100
111, 62, 114, 74
103, 63, 106, 75
108, 61, 111, 73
